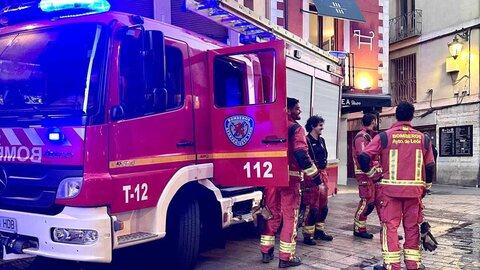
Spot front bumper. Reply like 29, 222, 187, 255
0, 206, 112, 262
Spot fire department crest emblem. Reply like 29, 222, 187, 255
224, 115, 255, 147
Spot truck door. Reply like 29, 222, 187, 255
108, 31, 194, 213
207, 40, 288, 187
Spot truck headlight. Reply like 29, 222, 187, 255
56, 177, 83, 199
52, 227, 98, 245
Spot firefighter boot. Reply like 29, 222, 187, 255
279, 256, 302, 268
262, 248, 274, 263
314, 230, 333, 241
303, 237, 317, 245
353, 231, 374, 239
373, 265, 387, 270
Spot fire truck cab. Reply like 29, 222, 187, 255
0, 0, 342, 269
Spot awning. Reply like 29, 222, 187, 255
341, 93, 391, 114
310, 0, 365, 23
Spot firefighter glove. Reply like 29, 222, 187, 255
420, 221, 438, 252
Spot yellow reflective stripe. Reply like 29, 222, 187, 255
382, 223, 388, 252
303, 164, 318, 177
315, 222, 325, 231
380, 179, 425, 186
389, 149, 398, 181
303, 225, 315, 234
354, 219, 366, 228
354, 169, 364, 174
292, 209, 299, 241
289, 171, 302, 177
260, 235, 275, 246
354, 199, 366, 230
382, 251, 401, 263
279, 240, 296, 253
383, 253, 401, 263
198, 151, 287, 160
415, 149, 423, 181
426, 182, 432, 189
404, 249, 422, 262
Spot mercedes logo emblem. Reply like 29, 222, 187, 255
0, 167, 7, 194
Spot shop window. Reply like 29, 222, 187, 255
214, 50, 275, 107
308, 10, 336, 50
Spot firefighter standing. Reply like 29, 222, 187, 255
352, 113, 381, 239
357, 101, 435, 270
260, 97, 321, 268
302, 115, 333, 245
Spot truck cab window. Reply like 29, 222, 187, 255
119, 33, 183, 119
213, 50, 276, 107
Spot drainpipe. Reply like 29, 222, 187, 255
284, 0, 288, 29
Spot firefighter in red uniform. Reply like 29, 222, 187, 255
302, 115, 333, 245
352, 113, 381, 239
260, 97, 321, 268
357, 101, 435, 270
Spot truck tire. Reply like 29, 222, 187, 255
168, 199, 200, 270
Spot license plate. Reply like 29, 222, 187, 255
0, 217, 17, 233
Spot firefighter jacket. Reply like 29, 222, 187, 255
288, 117, 319, 181
306, 134, 328, 170
352, 128, 381, 179
358, 121, 435, 198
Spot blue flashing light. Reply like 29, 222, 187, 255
39, 0, 111, 13
49, 133, 61, 141
48, 128, 65, 143
329, 51, 349, 59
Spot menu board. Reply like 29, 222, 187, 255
439, 125, 473, 157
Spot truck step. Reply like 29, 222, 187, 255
118, 232, 157, 245
231, 213, 254, 225
220, 186, 258, 197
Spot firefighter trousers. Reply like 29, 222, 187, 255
302, 170, 329, 238
260, 180, 301, 261
353, 176, 376, 233
378, 195, 423, 270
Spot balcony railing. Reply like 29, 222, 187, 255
389, 9, 422, 43
390, 79, 416, 106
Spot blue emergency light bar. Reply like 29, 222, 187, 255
0, 0, 110, 26
39, 0, 110, 13
185, 0, 275, 44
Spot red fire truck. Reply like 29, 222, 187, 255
0, 0, 342, 269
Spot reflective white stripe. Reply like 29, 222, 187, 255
389, 149, 398, 181
2, 128, 21, 145
23, 128, 45, 146
73, 128, 85, 141
415, 149, 423, 181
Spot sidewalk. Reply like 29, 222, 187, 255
196, 180, 480, 270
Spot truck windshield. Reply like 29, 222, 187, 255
0, 24, 105, 116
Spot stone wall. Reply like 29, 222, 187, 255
435, 103, 480, 186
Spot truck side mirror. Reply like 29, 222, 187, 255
111, 105, 125, 121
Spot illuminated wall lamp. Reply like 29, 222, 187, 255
448, 30, 469, 59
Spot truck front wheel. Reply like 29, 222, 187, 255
166, 199, 200, 270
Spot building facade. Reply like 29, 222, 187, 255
348, 0, 480, 186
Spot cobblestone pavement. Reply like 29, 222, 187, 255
1, 180, 479, 270
195, 181, 480, 270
